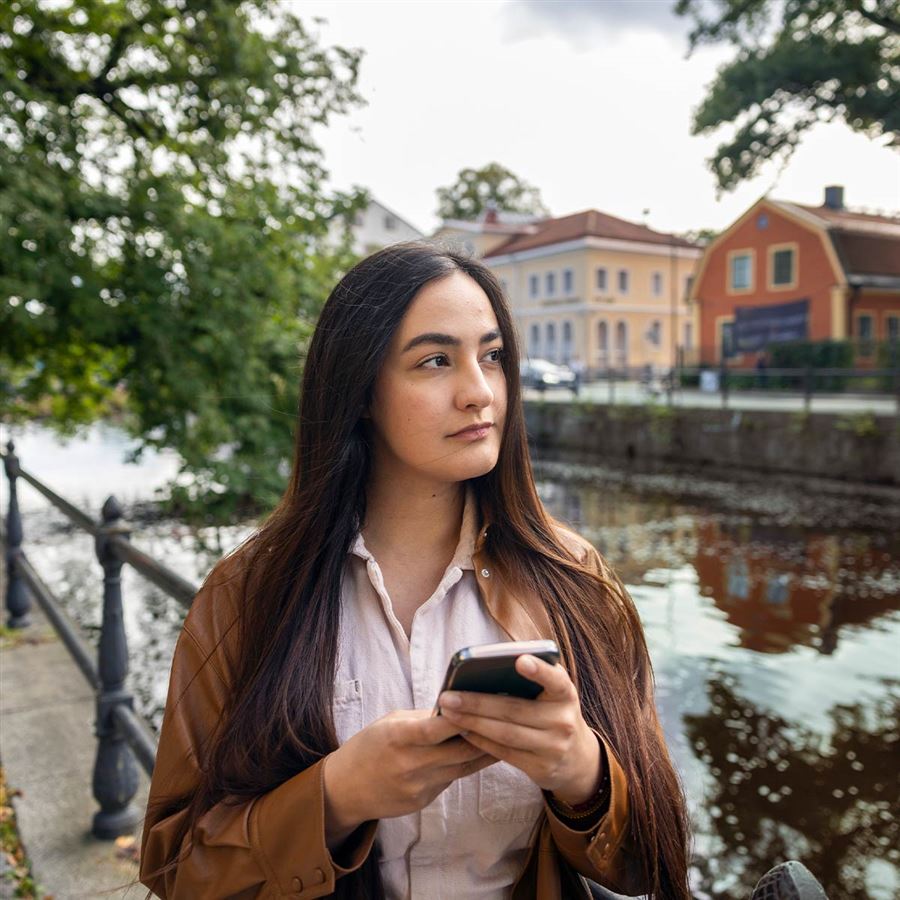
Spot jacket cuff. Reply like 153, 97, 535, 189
250, 758, 377, 897
543, 730, 630, 875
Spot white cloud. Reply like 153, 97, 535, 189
300, 0, 900, 237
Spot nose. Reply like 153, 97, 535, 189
456, 358, 494, 410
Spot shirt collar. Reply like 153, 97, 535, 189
350, 484, 484, 571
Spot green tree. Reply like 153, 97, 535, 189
0, 0, 366, 521
436, 162, 548, 221
676, 0, 899, 191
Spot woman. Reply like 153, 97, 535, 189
140, 243, 692, 899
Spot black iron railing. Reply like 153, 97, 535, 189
1, 438, 196, 839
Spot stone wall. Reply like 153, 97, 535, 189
524, 402, 900, 485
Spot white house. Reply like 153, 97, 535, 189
333, 197, 424, 255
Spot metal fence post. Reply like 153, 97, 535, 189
607, 368, 615, 405
804, 365, 813, 413
91, 495, 140, 839
720, 361, 729, 409
3, 440, 31, 628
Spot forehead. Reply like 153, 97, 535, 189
397, 271, 499, 337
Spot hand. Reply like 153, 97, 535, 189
323, 708, 498, 849
438, 654, 602, 807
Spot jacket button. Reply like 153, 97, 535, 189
312, 868, 325, 884
292, 876, 303, 891
481, 568, 490, 577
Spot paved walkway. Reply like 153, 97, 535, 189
0, 554, 149, 899
526, 381, 899, 416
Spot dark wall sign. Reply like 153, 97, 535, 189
734, 299, 809, 352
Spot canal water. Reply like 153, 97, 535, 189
4, 423, 898, 900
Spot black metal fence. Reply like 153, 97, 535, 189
1, 438, 195, 839
548, 365, 900, 414
678, 364, 900, 412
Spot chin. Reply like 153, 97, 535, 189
439, 446, 501, 483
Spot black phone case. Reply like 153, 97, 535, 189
441, 648, 560, 702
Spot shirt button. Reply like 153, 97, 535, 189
481, 568, 490, 577
292, 876, 303, 891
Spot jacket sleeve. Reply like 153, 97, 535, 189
539, 537, 658, 896
140, 603, 377, 899
542, 732, 645, 896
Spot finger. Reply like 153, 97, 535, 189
459, 730, 535, 772
439, 708, 553, 754
424, 736, 488, 768
439, 691, 560, 728
515, 655, 577, 702
434, 751, 500, 783
396, 710, 467, 746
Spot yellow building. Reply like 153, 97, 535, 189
480, 210, 703, 374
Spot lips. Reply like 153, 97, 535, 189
450, 422, 493, 437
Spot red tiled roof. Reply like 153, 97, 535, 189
829, 230, 900, 278
483, 209, 698, 257
768, 199, 900, 280
793, 203, 900, 231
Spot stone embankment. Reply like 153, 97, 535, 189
524, 402, 900, 486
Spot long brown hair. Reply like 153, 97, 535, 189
151, 242, 691, 898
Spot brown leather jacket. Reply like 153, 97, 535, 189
140, 526, 651, 899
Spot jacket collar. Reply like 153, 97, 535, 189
471, 495, 554, 644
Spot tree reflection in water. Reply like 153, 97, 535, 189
685, 675, 899, 899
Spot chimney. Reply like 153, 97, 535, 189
824, 185, 844, 210
484, 201, 499, 225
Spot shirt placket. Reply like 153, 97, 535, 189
407, 564, 464, 900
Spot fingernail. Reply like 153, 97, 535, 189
441, 692, 461, 708
519, 655, 537, 673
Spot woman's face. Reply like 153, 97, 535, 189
367, 270, 508, 487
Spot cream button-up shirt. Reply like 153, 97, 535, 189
333, 488, 545, 900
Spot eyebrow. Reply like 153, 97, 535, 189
401, 329, 502, 353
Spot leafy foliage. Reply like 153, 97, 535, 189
0, 0, 366, 521
436, 162, 548, 221
676, 0, 900, 190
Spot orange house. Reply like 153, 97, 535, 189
691, 186, 900, 365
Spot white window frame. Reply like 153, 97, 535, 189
545, 321, 557, 361
529, 323, 541, 357
545, 271, 556, 297
562, 320, 573, 362
597, 320, 609, 367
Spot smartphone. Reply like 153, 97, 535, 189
433, 639, 560, 715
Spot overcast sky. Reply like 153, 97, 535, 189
302, 0, 900, 237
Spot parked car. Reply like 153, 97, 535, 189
520, 358, 579, 394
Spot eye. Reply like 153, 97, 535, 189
484, 347, 505, 364
419, 354, 450, 369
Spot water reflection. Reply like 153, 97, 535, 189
537, 475, 900, 900
685, 676, 899, 900
693, 521, 899, 656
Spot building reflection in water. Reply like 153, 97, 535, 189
536, 475, 900, 900
694, 520, 898, 655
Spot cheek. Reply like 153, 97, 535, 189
376, 380, 443, 445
